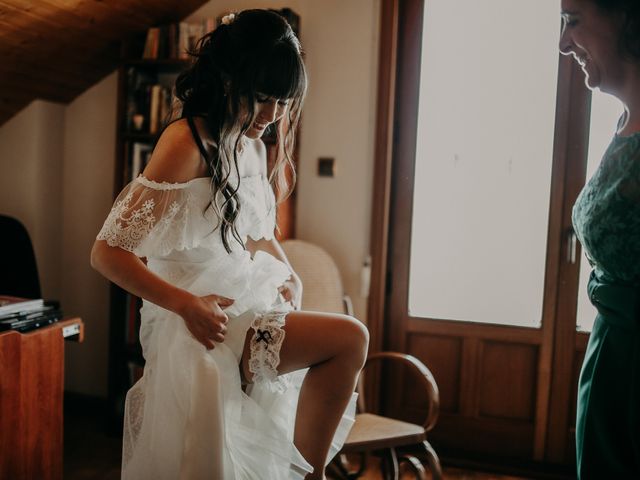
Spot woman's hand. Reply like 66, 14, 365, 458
176, 293, 235, 349
279, 273, 303, 310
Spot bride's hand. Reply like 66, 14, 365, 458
279, 273, 303, 310
176, 293, 235, 349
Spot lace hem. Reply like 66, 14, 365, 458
136, 174, 210, 190
248, 307, 292, 393
96, 186, 188, 255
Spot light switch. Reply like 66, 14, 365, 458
318, 157, 335, 177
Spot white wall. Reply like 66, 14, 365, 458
0, 100, 65, 300
294, 0, 380, 320
61, 72, 118, 396
188, 0, 381, 320
0, 0, 379, 397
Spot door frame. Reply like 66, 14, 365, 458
367, 0, 593, 467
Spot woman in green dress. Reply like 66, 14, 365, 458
559, 0, 640, 477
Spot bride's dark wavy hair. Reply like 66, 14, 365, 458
174, 9, 307, 252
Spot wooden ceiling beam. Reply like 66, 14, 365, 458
0, 72, 87, 102
0, 19, 111, 62
0, 62, 103, 91
0, 80, 73, 104
0, 1, 112, 42
2, 40, 120, 71
0, 89, 45, 108
0, 0, 144, 34
0, 0, 210, 127
0, 101, 29, 125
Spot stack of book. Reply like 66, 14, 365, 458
0, 296, 63, 333
140, 9, 300, 61
124, 67, 177, 136
142, 19, 216, 60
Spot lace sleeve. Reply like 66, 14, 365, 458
96, 176, 203, 258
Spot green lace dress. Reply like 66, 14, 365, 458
572, 131, 640, 479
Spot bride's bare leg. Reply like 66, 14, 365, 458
240, 311, 369, 480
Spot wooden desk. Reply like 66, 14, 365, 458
0, 317, 84, 480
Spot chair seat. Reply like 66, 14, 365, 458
342, 413, 426, 452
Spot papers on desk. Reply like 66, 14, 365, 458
0, 296, 63, 332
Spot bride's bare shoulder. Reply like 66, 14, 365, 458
142, 119, 210, 183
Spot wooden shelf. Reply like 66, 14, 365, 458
121, 132, 157, 141
123, 58, 190, 68
0, 318, 84, 480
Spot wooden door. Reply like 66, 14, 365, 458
380, 0, 593, 467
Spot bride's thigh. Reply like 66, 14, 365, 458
240, 311, 368, 381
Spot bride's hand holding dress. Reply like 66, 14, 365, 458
178, 293, 235, 349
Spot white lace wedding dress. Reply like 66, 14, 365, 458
97, 169, 356, 479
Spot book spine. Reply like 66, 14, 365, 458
203, 17, 215, 35
149, 84, 162, 135
142, 28, 160, 60
178, 22, 190, 59
168, 23, 177, 59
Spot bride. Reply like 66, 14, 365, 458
91, 9, 368, 480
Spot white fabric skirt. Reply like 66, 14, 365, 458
121, 251, 357, 479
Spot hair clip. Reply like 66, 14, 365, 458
221, 13, 236, 25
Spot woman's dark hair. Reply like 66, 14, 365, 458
174, 9, 307, 252
593, 0, 640, 61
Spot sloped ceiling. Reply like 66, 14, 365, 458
0, 0, 208, 126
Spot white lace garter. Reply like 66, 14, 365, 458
248, 306, 292, 393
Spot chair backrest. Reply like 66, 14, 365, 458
280, 239, 346, 314
0, 215, 41, 299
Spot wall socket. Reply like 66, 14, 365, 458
318, 157, 335, 177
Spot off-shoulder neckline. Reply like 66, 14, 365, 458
136, 173, 265, 190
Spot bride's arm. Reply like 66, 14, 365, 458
90, 120, 232, 349
91, 241, 192, 313
91, 242, 231, 349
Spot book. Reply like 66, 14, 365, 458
149, 84, 162, 134
178, 22, 191, 59
0, 299, 63, 332
142, 27, 160, 59
140, 18, 226, 61
0, 296, 44, 316
131, 142, 153, 180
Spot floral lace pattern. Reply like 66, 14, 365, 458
248, 305, 293, 393
96, 174, 277, 258
573, 133, 640, 284
98, 192, 157, 252
97, 188, 187, 256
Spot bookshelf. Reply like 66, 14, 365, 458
107, 9, 301, 428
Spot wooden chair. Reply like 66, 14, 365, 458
330, 351, 442, 480
280, 239, 442, 479
280, 239, 354, 316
